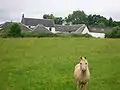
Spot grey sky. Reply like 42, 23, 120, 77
0, 0, 120, 23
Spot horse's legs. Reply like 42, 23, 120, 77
76, 81, 80, 90
80, 84, 84, 90
83, 83, 88, 90
77, 85, 80, 90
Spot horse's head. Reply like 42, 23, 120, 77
79, 56, 88, 73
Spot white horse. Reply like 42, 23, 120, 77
74, 57, 90, 90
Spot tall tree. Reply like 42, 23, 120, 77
43, 14, 54, 19
88, 14, 108, 26
65, 10, 87, 25
43, 14, 63, 25
54, 17, 64, 25
108, 17, 113, 26
43, 14, 49, 19
87, 14, 94, 25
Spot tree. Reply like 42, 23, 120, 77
43, 14, 64, 25
43, 14, 54, 19
98, 22, 106, 27
54, 17, 64, 25
87, 14, 94, 25
105, 26, 120, 38
65, 10, 87, 25
89, 14, 108, 26
43, 14, 49, 19
108, 17, 113, 26
8, 23, 21, 37
43, 11, 120, 27
114, 21, 120, 27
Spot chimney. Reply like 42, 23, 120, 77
22, 14, 24, 19
21, 14, 25, 24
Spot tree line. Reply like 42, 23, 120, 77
43, 10, 120, 27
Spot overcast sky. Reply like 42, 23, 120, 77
0, 0, 120, 23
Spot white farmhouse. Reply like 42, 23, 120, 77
21, 14, 55, 33
82, 26, 105, 38
55, 24, 112, 38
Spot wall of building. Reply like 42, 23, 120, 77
46, 27, 56, 33
81, 26, 105, 38
25, 25, 56, 33
51, 27, 56, 33
81, 27, 90, 34
89, 32, 105, 38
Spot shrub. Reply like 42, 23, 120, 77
37, 33, 56, 38
105, 26, 120, 38
21, 31, 57, 38
8, 23, 21, 37
0, 29, 10, 38
55, 33, 92, 38
71, 33, 92, 38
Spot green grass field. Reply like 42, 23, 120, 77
0, 38, 120, 90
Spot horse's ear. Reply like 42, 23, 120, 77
80, 56, 82, 59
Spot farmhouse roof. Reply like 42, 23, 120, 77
0, 23, 3, 27
55, 24, 86, 33
21, 17, 55, 27
0, 22, 32, 31
33, 24, 51, 33
0, 22, 12, 29
88, 26, 113, 33
19, 23, 32, 31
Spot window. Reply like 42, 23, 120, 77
49, 27, 52, 31
28, 25, 31, 28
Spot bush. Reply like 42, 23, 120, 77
21, 31, 57, 38
55, 33, 92, 38
0, 29, 10, 38
71, 33, 92, 38
21, 31, 92, 38
8, 23, 21, 37
105, 26, 120, 38
37, 33, 56, 38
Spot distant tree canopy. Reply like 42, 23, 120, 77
43, 14, 64, 25
65, 10, 87, 25
43, 14, 54, 19
43, 10, 120, 27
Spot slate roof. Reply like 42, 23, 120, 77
0, 23, 3, 27
0, 22, 13, 30
0, 22, 12, 30
88, 26, 113, 33
0, 22, 32, 31
33, 24, 51, 33
19, 23, 32, 31
21, 18, 55, 27
55, 24, 86, 33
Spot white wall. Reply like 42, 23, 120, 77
46, 27, 56, 33
89, 32, 105, 38
25, 25, 56, 33
46, 27, 49, 30
82, 27, 90, 34
26, 25, 35, 28
51, 27, 56, 33
82, 26, 105, 38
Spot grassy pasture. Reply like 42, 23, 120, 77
0, 38, 120, 90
